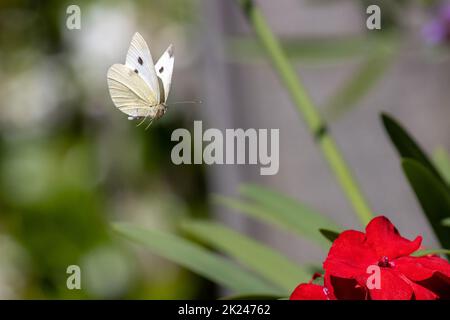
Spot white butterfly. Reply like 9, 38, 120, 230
107, 32, 174, 127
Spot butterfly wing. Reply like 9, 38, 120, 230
125, 32, 160, 103
155, 44, 174, 103
107, 64, 158, 117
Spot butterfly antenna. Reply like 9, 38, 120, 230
170, 100, 202, 105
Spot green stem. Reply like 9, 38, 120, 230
237, 0, 373, 225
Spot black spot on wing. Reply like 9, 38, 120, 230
159, 66, 164, 74
138, 57, 143, 65
134, 69, 139, 74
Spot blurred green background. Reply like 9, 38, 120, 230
0, 0, 449, 299
0, 0, 210, 299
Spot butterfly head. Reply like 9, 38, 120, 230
153, 103, 167, 120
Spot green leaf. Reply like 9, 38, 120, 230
227, 35, 397, 64
215, 185, 341, 249
114, 223, 284, 296
402, 159, 450, 248
241, 185, 341, 245
303, 264, 323, 275
324, 52, 393, 121
180, 220, 310, 292
311, 275, 324, 286
433, 147, 450, 185
382, 113, 447, 187
319, 229, 340, 243
412, 249, 450, 257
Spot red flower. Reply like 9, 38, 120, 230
290, 282, 332, 300
290, 273, 334, 300
291, 216, 450, 300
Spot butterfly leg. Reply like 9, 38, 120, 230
136, 108, 152, 127
136, 116, 148, 127
144, 119, 154, 130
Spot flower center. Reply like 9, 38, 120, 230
377, 256, 392, 268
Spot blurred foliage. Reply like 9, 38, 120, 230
115, 0, 450, 299
1, 0, 449, 300
216, 185, 341, 250
0, 0, 206, 299
115, 184, 342, 298
323, 44, 396, 121
382, 114, 450, 250
434, 147, 450, 185
180, 219, 311, 290
227, 34, 397, 64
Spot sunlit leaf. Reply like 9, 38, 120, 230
181, 220, 309, 291
412, 249, 450, 257
114, 223, 284, 296
433, 147, 450, 185
382, 113, 447, 187
402, 159, 450, 248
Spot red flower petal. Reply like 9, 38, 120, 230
290, 283, 331, 300
368, 269, 413, 300
323, 230, 377, 279
304, 216, 450, 300
395, 255, 450, 281
365, 216, 422, 260
325, 273, 368, 300
407, 280, 439, 300
416, 272, 450, 299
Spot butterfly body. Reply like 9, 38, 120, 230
127, 103, 167, 121
107, 32, 174, 124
